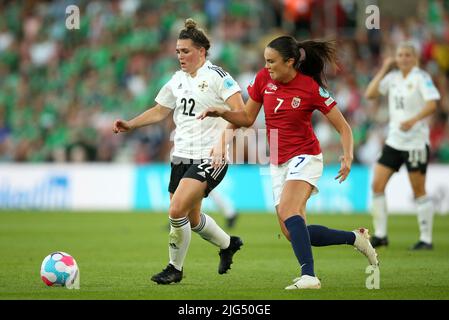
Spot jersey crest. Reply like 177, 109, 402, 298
291, 97, 301, 108
198, 80, 208, 92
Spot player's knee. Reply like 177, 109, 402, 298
277, 206, 294, 221
168, 201, 187, 219
372, 180, 386, 194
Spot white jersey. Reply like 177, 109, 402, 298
379, 66, 440, 151
155, 60, 241, 159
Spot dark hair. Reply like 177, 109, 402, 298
267, 36, 337, 88
178, 18, 210, 56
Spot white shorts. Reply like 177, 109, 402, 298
270, 154, 323, 207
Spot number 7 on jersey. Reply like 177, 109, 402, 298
274, 98, 284, 113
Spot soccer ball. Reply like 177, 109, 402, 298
40, 251, 80, 289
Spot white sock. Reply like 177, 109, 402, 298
168, 217, 191, 271
372, 193, 388, 238
416, 196, 434, 244
209, 191, 236, 219
191, 213, 230, 249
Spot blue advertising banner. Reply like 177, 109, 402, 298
133, 164, 370, 213
0, 174, 71, 209
307, 164, 370, 213
134, 164, 171, 211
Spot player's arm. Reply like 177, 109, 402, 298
216, 92, 246, 146
325, 106, 354, 183
198, 97, 262, 127
209, 92, 246, 166
400, 100, 438, 131
113, 104, 172, 133
207, 94, 263, 166
365, 57, 395, 99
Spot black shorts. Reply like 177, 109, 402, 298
377, 144, 430, 174
168, 156, 228, 197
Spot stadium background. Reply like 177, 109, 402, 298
1, 0, 449, 301
1, 0, 448, 213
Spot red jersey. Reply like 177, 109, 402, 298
247, 68, 336, 165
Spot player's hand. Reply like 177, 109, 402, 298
381, 57, 396, 72
209, 145, 227, 169
335, 155, 352, 183
400, 118, 417, 131
197, 107, 226, 120
113, 119, 132, 133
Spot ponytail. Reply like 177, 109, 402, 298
297, 40, 337, 88
267, 36, 337, 88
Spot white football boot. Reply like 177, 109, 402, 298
353, 228, 379, 266
285, 275, 321, 290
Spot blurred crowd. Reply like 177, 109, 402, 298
0, 0, 448, 165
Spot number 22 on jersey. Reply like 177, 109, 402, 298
181, 98, 196, 116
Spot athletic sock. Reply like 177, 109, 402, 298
191, 213, 230, 249
308, 225, 356, 246
284, 215, 315, 277
416, 196, 434, 244
168, 217, 191, 271
372, 193, 388, 238
209, 192, 236, 219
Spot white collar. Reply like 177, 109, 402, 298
185, 60, 211, 78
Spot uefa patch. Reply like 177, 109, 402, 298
325, 96, 334, 106
291, 97, 301, 108
249, 75, 256, 87
319, 87, 330, 98
425, 79, 435, 88
224, 78, 235, 89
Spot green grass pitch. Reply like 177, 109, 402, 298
1, 211, 448, 300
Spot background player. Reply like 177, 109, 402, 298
209, 190, 239, 229
365, 41, 441, 250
